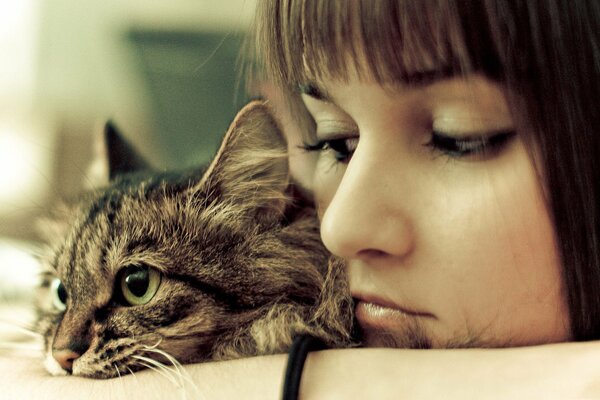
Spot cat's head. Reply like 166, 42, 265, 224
37, 102, 330, 378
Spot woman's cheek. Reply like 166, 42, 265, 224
424, 143, 569, 344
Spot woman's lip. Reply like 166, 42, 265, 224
353, 295, 434, 320
354, 300, 434, 330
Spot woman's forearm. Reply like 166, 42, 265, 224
2, 354, 287, 400
4, 342, 600, 399
301, 343, 600, 399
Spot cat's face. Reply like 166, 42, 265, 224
36, 103, 330, 378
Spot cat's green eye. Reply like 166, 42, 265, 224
119, 264, 161, 306
50, 278, 67, 311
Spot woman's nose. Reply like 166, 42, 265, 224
319, 147, 415, 260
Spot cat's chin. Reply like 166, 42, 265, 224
43, 351, 68, 377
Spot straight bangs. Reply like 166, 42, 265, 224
254, 0, 504, 88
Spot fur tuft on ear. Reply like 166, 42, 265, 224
197, 101, 289, 221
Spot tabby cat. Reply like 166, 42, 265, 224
36, 102, 353, 378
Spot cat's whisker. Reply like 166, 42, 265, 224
143, 347, 187, 389
114, 363, 122, 379
139, 356, 177, 381
144, 347, 183, 375
126, 365, 137, 380
125, 365, 138, 385
132, 355, 181, 388
142, 338, 163, 350
113, 362, 128, 397
134, 360, 180, 387
142, 347, 204, 400
134, 360, 193, 400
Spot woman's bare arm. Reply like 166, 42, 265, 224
301, 343, 600, 399
2, 354, 287, 400
3, 342, 600, 400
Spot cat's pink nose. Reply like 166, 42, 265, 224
53, 349, 81, 371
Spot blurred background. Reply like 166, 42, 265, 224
0, 0, 256, 305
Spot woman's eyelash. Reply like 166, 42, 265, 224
425, 130, 516, 158
300, 138, 357, 163
300, 130, 516, 163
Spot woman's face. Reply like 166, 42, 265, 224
290, 73, 571, 348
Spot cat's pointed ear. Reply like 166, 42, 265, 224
196, 101, 289, 219
87, 121, 151, 188
104, 121, 151, 180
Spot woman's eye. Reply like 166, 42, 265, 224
425, 130, 516, 159
50, 278, 67, 312
301, 137, 359, 163
118, 264, 161, 306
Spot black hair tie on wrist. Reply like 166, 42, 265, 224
282, 334, 328, 400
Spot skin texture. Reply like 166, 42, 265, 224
298, 73, 571, 348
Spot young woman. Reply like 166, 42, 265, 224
254, 0, 600, 347
2, 1, 600, 398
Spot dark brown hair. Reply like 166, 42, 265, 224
250, 0, 600, 341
